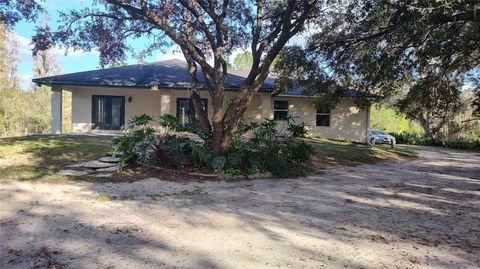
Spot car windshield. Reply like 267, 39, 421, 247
371, 130, 386, 135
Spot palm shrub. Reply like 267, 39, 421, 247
157, 114, 214, 169
112, 114, 156, 166
225, 117, 313, 177
287, 117, 309, 138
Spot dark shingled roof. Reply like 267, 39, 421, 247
32, 59, 377, 98
274, 87, 379, 98
32, 59, 275, 91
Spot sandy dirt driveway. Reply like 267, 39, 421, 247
1, 148, 479, 269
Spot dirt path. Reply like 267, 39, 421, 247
1, 148, 479, 269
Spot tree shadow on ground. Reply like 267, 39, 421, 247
1, 149, 479, 268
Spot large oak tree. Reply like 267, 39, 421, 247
31, 0, 324, 155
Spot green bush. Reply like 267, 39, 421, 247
113, 114, 314, 177
158, 113, 180, 132
286, 117, 309, 138
153, 133, 214, 169
443, 139, 480, 150
224, 117, 313, 177
389, 131, 480, 150
154, 135, 189, 167
112, 114, 156, 166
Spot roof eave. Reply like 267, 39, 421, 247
31, 79, 274, 92
274, 93, 381, 99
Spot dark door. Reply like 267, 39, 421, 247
176, 98, 208, 127
92, 95, 125, 130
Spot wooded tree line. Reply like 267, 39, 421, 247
0, 22, 70, 137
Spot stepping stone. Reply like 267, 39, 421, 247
65, 163, 83, 168
96, 165, 120, 172
79, 161, 118, 169
98, 156, 121, 163
92, 173, 113, 178
56, 170, 89, 177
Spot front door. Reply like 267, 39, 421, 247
92, 95, 125, 130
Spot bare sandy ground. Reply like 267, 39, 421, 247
1, 148, 479, 269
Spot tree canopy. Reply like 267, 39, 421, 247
0, 0, 43, 28
275, 0, 480, 137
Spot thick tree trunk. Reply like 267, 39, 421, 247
211, 82, 226, 155
212, 123, 226, 155
418, 114, 449, 139
212, 89, 257, 155
189, 91, 211, 130
182, 49, 211, 131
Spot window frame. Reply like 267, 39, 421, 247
316, 107, 331, 127
273, 100, 289, 121
176, 98, 208, 127
91, 95, 125, 130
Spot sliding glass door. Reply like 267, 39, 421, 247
92, 95, 125, 130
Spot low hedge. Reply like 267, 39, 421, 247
389, 131, 480, 150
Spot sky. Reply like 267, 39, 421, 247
13, 0, 186, 90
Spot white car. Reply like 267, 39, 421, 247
368, 130, 396, 146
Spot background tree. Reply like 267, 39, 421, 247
31, 23, 65, 134
0, 22, 21, 136
0, 23, 20, 89
395, 79, 462, 138
276, 0, 480, 139
33, 0, 321, 155
473, 89, 480, 118
233, 51, 253, 70
33, 49, 61, 80
0, 15, 66, 137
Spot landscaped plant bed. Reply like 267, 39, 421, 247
112, 114, 314, 179
139, 162, 273, 181
110, 114, 418, 181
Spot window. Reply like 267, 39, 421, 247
176, 98, 208, 127
273, 100, 288, 120
316, 107, 330, 127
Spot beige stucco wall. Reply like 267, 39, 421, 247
66, 86, 367, 142
70, 86, 164, 132
271, 96, 368, 142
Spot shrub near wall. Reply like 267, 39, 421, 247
112, 114, 313, 177
224, 118, 313, 177
389, 131, 480, 150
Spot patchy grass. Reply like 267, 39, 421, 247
0, 135, 417, 182
0, 135, 112, 181
305, 138, 417, 170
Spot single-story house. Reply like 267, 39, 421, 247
32, 59, 372, 143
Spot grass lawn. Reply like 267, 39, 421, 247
0, 135, 417, 181
305, 138, 417, 170
0, 135, 112, 181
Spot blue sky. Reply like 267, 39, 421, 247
14, 0, 185, 89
